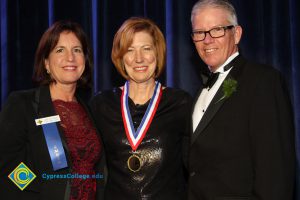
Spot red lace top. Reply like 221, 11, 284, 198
53, 100, 101, 200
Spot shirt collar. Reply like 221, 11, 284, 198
209, 52, 239, 74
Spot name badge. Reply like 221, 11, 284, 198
35, 115, 60, 126
35, 115, 68, 171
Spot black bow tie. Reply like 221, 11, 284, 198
202, 64, 233, 90
203, 72, 220, 90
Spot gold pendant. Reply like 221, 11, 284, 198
127, 154, 142, 172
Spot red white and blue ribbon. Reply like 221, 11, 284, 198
121, 81, 162, 151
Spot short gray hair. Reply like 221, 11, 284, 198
191, 0, 238, 26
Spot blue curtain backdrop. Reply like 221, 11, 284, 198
0, 0, 299, 198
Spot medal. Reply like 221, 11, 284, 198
127, 154, 142, 172
121, 81, 162, 172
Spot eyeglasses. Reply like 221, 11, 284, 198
191, 25, 235, 42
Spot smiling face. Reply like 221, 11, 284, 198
123, 31, 157, 84
192, 6, 242, 71
44, 31, 85, 87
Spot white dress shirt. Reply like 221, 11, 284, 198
192, 52, 239, 132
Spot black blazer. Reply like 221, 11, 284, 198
188, 56, 295, 200
0, 85, 105, 200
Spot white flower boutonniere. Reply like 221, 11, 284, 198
217, 78, 238, 103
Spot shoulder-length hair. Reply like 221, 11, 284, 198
32, 20, 93, 88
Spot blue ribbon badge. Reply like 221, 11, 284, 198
35, 115, 68, 171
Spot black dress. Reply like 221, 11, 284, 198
90, 87, 191, 200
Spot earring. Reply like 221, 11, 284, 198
46, 69, 50, 74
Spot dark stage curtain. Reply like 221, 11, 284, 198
1, 0, 299, 198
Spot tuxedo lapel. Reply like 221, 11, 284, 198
191, 55, 246, 145
191, 84, 226, 144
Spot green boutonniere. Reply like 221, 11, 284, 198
217, 78, 238, 102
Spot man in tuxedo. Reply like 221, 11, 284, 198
188, 0, 295, 200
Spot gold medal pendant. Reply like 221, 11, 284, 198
127, 154, 142, 172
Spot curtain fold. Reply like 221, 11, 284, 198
1, 0, 8, 106
288, 0, 300, 199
